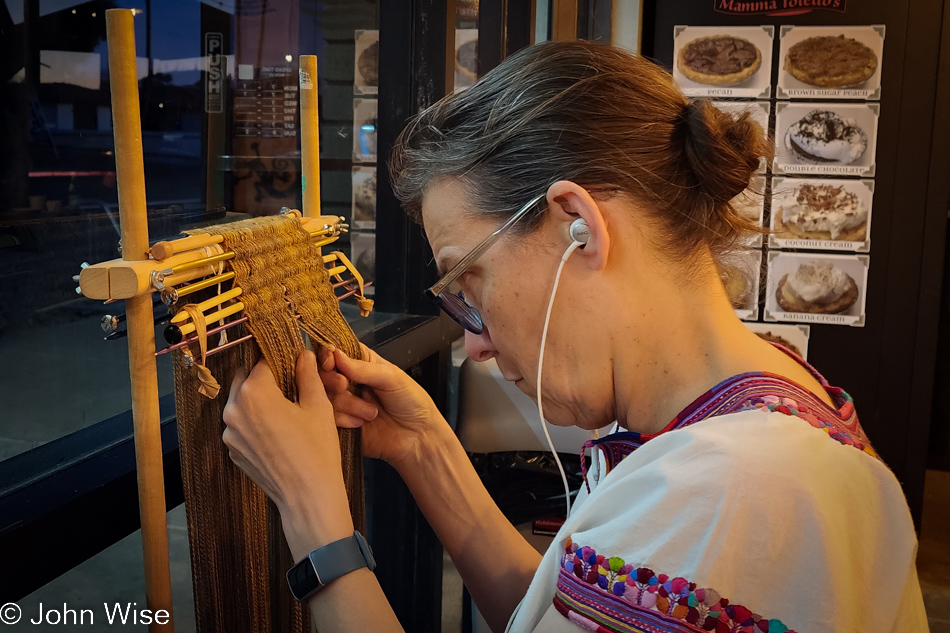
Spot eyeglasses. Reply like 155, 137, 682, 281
425, 193, 546, 334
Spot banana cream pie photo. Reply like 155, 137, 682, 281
777, 25, 885, 99
770, 178, 874, 252
673, 25, 774, 99
766, 253, 869, 326
774, 103, 879, 177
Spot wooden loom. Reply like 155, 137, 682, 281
78, 10, 372, 632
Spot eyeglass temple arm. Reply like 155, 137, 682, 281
427, 193, 546, 297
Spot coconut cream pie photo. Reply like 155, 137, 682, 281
771, 178, 874, 251
673, 25, 774, 98
777, 25, 885, 99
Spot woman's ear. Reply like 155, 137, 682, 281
546, 180, 610, 271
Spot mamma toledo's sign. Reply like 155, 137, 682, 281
716, 0, 846, 16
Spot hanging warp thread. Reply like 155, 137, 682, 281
172, 214, 368, 633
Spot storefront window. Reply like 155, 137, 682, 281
0, 0, 391, 463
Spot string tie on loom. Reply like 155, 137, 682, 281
180, 303, 221, 399
357, 297, 374, 317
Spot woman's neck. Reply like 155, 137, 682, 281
606, 259, 829, 436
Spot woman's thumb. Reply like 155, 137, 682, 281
333, 349, 393, 389
296, 350, 329, 411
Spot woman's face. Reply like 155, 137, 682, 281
422, 179, 617, 429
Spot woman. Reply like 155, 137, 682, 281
222, 41, 927, 632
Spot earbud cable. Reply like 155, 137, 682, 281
537, 240, 582, 520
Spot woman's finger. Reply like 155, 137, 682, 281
333, 349, 397, 390
335, 412, 365, 429
296, 350, 331, 413
319, 368, 350, 394
330, 389, 378, 421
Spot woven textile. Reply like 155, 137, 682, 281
173, 214, 364, 633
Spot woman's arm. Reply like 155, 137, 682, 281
323, 347, 542, 632
224, 349, 541, 633
394, 419, 542, 632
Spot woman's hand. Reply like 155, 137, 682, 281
317, 343, 447, 471
222, 351, 354, 560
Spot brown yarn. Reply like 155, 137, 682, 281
172, 214, 365, 633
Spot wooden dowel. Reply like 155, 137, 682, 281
177, 302, 245, 337
172, 271, 235, 300
150, 214, 340, 261
299, 55, 321, 218
170, 287, 243, 324
106, 9, 174, 633
151, 234, 223, 260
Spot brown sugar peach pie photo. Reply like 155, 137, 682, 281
784, 35, 878, 88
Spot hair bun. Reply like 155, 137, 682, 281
675, 99, 768, 206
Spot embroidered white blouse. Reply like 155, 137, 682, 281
505, 391, 928, 632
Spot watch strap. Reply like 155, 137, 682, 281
287, 531, 376, 602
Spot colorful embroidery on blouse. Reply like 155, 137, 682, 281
555, 539, 796, 633
580, 344, 877, 487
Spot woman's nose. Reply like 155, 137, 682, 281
464, 328, 498, 362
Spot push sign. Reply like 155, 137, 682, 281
205, 33, 225, 114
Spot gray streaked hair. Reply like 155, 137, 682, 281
389, 40, 769, 260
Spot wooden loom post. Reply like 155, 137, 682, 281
106, 9, 175, 632
299, 55, 320, 218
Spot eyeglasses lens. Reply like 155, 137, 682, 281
435, 291, 483, 334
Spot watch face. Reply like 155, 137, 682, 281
287, 558, 320, 600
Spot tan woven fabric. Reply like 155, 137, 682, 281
173, 214, 365, 633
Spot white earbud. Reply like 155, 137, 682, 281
569, 218, 590, 245
538, 220, 589, 519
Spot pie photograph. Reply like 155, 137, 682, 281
353, 29, 379, 95
766, 253, 868, 325
729, 174, 767, 247
454, 29, 479, 91
673, 25, 774, 98
770, 177, 874, 251
744, 322, 810, 360
351, 167, 377, 230
777, 25, 885, 99
718, 249, 762, 321
774, 103, 879, 177
352, 98, 378, 163
712, 101, 771, 173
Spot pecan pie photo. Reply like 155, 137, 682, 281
677, 35, 761, 86
785, 35, 877, 88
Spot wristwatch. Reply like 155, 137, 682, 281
286, 531, 377, 601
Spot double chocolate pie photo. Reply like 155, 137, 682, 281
774, 103, 879, 177
777, 25, 885, 99
766, 253, 869, 326
673, 25, 774, 98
